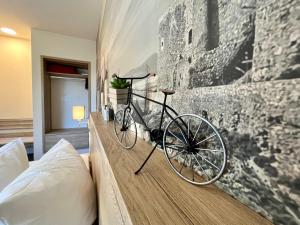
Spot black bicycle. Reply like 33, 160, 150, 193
113, 73, 226, 185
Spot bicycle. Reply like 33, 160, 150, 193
113, 73, 227, 185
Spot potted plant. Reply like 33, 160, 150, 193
109, 75, 130, 105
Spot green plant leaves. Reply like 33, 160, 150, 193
110, 78, 130, 89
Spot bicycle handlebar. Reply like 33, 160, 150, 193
112, 73, 156, 80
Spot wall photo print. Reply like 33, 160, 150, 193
96, 1, 300, 224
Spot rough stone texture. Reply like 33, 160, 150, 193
99, 0, 300, 224
128, 0, 300, 224
170, 79, 300, 225
128, 79, 300, 225
130, 79, 300, 225
158, 0, 256, 89
252, 0, 300, 81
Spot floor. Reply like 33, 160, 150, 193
77, 148, 89, 154
45, 128, 89, 151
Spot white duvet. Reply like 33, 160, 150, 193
0, 139, 97, 225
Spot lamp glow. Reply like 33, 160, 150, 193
72, 106, 85, 121
0, 27, 16, 35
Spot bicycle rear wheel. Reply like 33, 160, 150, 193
114, 109, 137, 149
163, 114, 226, 185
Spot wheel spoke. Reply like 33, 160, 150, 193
192, 154, 210, 180
127, 122, 134, 128
179, 128, 188, 144
163, 114, 226, 185
168, 149, 186, 159
165, 145, 183, 152
192, 122, 202, 142
195, 148, 223, 152
120, 132, 125, 142
179, 154, 187, 174
196, 153, 220, 171
196, 133, 216, 145
125, 132, 131, 146
114, 110, 137, 149
165, 143, 186, 148
168, 130, 185, 144
124, 132, 128, 146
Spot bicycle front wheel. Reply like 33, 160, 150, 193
163, 114, 226, 185
114, 109, 137, 149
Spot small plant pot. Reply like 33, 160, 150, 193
109, 88, 128, 105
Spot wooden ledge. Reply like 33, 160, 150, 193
89, 113, 272, 225
0, 137, 33, 145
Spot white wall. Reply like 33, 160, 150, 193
51, 77, 88, 129
96, 0, 173, 108
97, 0, 173, 74
31, 29, 96, 159
0, 36, 32, 119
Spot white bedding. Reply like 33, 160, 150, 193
0, 139, 29, 192
0, 139, 96, 225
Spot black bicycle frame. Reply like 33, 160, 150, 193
122, 79, 179, 132
115, 74, 192, 174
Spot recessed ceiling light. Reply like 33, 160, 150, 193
0, 27, 17, 35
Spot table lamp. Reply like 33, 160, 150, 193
72, 106, 85, 127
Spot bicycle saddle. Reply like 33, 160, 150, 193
160, 89, 175, 95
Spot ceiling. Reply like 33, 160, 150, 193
0, 0, 101, 40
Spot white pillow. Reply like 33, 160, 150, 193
0, 139, 29, 192
0, 139, 96, 225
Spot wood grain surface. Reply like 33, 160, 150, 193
0, 119, 33, 138
89, 113, 273, 225
45, 128, 89, 151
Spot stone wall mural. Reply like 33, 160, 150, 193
158, 0, 256, 89
96, 0, 300, 224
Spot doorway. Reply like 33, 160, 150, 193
41, 56, 91, 151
